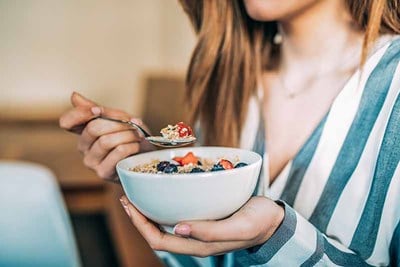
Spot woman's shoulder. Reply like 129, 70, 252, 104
373, 34, 400, 53
387, 35, 400, 58
369, 35, 400, 66
385, 36, 400, 95
378, 35, 400, 102
356, 35, 400, 143
379, 36, 400, 139
380, 35, 400, 65
367, 35, 400, 92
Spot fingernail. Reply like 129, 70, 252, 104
119, 197, 130, 217
120, 196, 128, 206
73, 91, 84, 99
130, 118, 142, 126
173, 224, 191, 236
91, 106, 102, 115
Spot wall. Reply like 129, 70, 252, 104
0, 0, 195, 118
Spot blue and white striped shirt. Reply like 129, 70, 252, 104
234, 35, 400, 266
157, 35, 400, 267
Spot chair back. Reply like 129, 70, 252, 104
0, 161, 81, 267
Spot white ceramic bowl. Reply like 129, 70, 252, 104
116, 146, 262, 226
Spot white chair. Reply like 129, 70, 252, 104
0, 161, 81, 267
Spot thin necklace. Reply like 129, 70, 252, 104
275, 25, 362, 99
277, 49, 361, 99
277, 73, 313, 99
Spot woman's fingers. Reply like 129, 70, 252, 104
59, 92, 153, 181
83, 130, 142, 168
77, 119, 139, 153
63, 92, 134, 132
60, 92, 98, 131
174, 214, 257, 243
120, 196, 165, 246
77, 120, 144, 180
93, 143, 140, 179
59, 105, 97, 131
120, 196, 252, 257
71, 92, 97, 107
175, 197, 282, 243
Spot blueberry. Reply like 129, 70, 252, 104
163, 164, 178, 173
234, 162, 248, 168
157, 161, 170, 172
190, 167, 205, 173
210, 163, 224, 172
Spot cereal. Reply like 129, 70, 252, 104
160, 122, 194, 140
129, 152, 248, 174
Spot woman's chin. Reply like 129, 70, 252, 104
243, 0, 319, 22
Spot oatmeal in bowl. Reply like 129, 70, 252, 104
130, 151, 248, 174
116, 147, 262, 227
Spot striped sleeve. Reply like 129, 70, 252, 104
390, 221, 400, 267
235, 202, 374, 267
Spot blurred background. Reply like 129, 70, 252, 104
0, 1, 195, 266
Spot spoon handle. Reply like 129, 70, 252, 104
67, 116, 151, 137
98, 117, 151, 137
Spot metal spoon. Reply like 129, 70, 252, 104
68, 116, 196, 148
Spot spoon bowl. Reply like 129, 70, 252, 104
145, 136, 196, 148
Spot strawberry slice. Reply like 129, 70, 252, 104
177, 122, 193, 138
172, 156, 184, 166
181, 152, 198, 165
219, 159, 234, 170
173, 152, 198, 166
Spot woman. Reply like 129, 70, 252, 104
60, 0, 400, 266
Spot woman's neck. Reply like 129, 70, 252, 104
279, 0, 364, 73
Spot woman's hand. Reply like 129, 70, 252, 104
59, 92, 154, 181
119, 196, 284, 257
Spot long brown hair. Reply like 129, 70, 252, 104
179, 0, 400, 147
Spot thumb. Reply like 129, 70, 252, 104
173, 213, 250, 242
71, 92, 97, 107
173, 198, 273, 242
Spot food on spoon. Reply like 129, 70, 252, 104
130, 152, 247, 174
160, 122, 194, 140
177, 122, 193, 137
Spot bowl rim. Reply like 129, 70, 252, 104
116, 146, 262, 180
